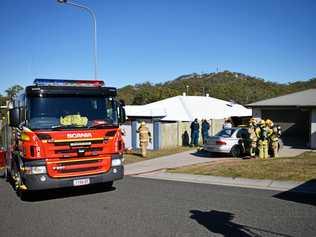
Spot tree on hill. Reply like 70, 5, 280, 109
117, 71, 316, 105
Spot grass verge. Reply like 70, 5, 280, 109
123, 146, 195, 164
168, 152, 316, 181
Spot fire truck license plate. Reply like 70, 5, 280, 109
73, 178, 90, 186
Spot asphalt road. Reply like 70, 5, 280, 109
0, 176, 315, 237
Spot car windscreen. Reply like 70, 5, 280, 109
215, 128, 236, 138
28, 96, 118, 129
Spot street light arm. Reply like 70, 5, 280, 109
57, 0, 98, 80
65, 1, 96, 20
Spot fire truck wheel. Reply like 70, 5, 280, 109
14, 169, 28, 200
14, 169, 22, 191
104, 181, 113, 189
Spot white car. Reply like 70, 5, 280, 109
203, 127, 249, 157
203, 127, 283, 157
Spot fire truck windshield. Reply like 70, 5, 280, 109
28, 96, 118, 130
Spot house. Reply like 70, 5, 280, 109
247, 89, 316, 149
122, 95, 252, 150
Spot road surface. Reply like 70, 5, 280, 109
0, 177, 315, 237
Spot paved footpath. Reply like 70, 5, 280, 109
124, 150, 233, 175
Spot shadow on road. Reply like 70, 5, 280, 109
190, 210, 292, 237
20, 184, 116, 202
273, 179, 316, 206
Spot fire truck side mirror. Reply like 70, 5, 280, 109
8, 108, 20, 127
119, 99, 125, 106
118, 104, 126, 124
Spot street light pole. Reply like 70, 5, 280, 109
57, 0, 98, 80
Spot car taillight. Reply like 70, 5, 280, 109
216, 140, 226, 145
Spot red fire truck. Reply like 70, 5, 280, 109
2, 78, 126, 196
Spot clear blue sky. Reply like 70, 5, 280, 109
0, 0, 315, 94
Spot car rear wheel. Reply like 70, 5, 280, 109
230, 145, 241, 158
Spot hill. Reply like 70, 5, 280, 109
118, 71, 316, 105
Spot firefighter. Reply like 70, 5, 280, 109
137, 121, 151, 157
266, 119, 279, 158
255, 119, 269, 160
248, 117, 257, 158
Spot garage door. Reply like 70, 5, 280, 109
262, 109, 310, 148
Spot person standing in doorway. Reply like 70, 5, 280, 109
137, 121, 151, 157
190, 118, 200, 146
201, 119, 210, 144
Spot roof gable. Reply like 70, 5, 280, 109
247, 89, 316, 107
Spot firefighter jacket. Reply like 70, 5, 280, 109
248, 125, 257, 142
137, 125, 151, 143
269, 126, 279, 142
255, 126, 268, 141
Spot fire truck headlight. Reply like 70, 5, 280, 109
24, 166, 47, 175
111, 159, 122, 167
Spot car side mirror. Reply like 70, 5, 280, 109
9, 108, 20, 127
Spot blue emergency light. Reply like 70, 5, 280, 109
33, 79, 104, 87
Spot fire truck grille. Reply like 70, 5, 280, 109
46, 157, 111, 178
59, 167, 97, 173
54, 140, 103, 146
55, 147, 103, 154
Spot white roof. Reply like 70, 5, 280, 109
125, 95, 252, 121
125, 105, 167, 118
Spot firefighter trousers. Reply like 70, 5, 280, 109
271, 141, 279, 158
140, 142, 148, 157
258, 140, 268, 160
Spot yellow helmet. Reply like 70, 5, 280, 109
265, 119, 273, 127
259, 119, 266, 126
140, 121, 146, 126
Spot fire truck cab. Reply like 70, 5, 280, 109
3, 79, 126, 195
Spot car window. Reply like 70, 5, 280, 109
216, 128, 236, 138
